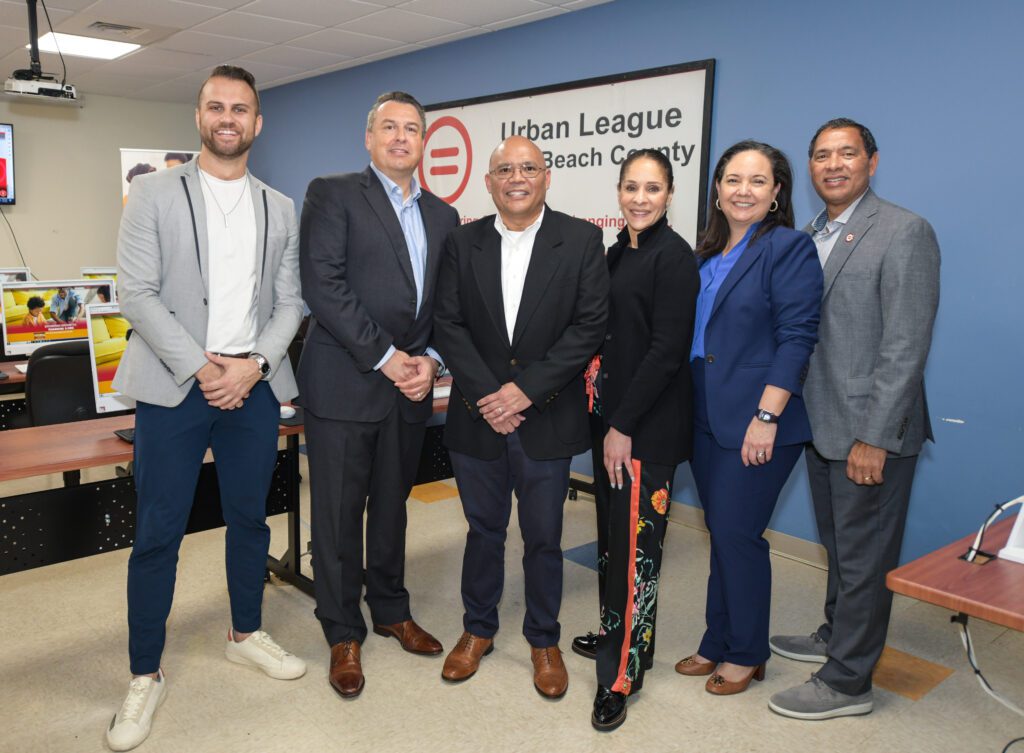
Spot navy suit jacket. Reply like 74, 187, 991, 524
699, 225, 823, 449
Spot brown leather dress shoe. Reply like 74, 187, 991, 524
705, 662, 766, 695
373, 619, 443, 656
531, 645, 568, 699
329, 640, 364, 699
441, 631, 493, 682
675, 654, 717, 676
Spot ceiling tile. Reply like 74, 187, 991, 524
339, 9, 470, 44
192, 11, 320, 44
354, 42, 424, 65
483, 6, 565, 30
81, 0, 226, 29
290, 27, 404, 58
558, 0, 614, 7
123, 46, 218, 72
398, 0, 549, 26
37, 0, 99, 11
0, 48, 107, 78
156, 30, 269, 58
241, 44, 351, 70
0, 2, 73, 28
237, 0, 381, 28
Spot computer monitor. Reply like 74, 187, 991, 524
80, 267, 117, 300
85, 302, 134, 413
0, 267, 30, 283
0, 124, 15, 205
0, 278, 114, 356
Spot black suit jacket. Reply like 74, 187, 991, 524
598, 217, 699, 466
297, 166, 459, 422
434, 208, 609, 461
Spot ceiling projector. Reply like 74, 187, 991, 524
4, 74, 78, 101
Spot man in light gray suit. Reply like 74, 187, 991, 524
106, 66, 306, 752
769, 118, 940, 720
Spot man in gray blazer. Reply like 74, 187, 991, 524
106, 66, 306, 752
769, 118, 940, 720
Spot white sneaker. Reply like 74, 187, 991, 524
105, 669, 166, 751
225, 629, 307, 680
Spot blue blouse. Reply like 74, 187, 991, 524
689, 223, 758, 361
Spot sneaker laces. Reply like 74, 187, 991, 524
119, 677, 152, 723
249, 630, 290, 660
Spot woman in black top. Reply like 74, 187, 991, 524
576, 149, 699, 731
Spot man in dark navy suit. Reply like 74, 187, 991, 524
298, 92, 459, 699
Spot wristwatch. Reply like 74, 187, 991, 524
249, 353, 270, 380
754, 408, 780, 424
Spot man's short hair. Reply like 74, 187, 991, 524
198, 65, 261, 115
366, 91, 426, 132
808, 117, 878, 158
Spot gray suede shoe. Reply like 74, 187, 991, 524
768, 631, 828, 663
768, 675, 873, 720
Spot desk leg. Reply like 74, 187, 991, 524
266, 434, 313, 596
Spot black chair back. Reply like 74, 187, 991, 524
24, 341, 98, 426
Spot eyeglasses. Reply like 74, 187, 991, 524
489, 163, 545, 180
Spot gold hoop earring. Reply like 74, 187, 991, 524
770, 200, 779, 213
715, 199, 721, 210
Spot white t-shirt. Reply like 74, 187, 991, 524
199, 169, 258, 353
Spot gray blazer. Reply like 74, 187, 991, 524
113, 159, 303, 408
803, 189, 940, 460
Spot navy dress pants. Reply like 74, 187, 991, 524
691, 359, 802, 667
449, 432, 571, 647
127, 381, 279, 675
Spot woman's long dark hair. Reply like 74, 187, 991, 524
696, 140, 795, 259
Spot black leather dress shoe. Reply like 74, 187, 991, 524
591, 686, 627, 731
571, 632, 598, 660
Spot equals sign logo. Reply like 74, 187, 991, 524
430, 147, 460, 176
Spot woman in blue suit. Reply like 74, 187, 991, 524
674, 141, 823, 695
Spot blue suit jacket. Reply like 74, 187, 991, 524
699, 225, 823, 449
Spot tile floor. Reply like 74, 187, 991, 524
2, 457, 1022, 753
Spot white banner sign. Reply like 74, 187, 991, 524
419, 62, 714, 248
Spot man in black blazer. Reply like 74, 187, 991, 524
298, 92, 459, 699
433, 136, 609, 698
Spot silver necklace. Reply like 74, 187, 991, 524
199, 169, 249, 227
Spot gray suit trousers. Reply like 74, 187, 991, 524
806, 446, 918, 695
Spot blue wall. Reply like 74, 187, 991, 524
252, 0, 1024, 562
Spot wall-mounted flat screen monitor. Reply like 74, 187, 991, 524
86, 302, 134, 413
0, 278, 114, 355
0, 266, 29, 282
0, 124, 14, 205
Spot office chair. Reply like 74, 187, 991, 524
13, 341, 99, 485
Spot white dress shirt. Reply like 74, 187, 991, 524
495, 207, 544, 341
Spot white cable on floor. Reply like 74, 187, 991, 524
955, 615, 1024, 718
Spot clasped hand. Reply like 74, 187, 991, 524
383, 350, 438, 402
197, 352, 260, 410
477, 382, 531, 435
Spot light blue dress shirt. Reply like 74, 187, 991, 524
369, 163, 442, 370
690, 223, 758, 361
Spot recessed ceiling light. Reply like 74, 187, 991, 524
33, 32, 140, 60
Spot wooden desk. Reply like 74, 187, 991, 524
0, 414, 310, 595
887, 517, 1024, 631
0, 359, 27, 385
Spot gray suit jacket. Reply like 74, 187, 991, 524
113, 159, 303, 407
803, 189, 940, 460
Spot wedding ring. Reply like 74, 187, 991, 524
756, 450, 765, 458
497, 407, 504, 415
864, 475, 873, 482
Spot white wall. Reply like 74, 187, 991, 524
0, 94, 198, 279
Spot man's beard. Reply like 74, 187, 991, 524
200, 127, 253, 160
